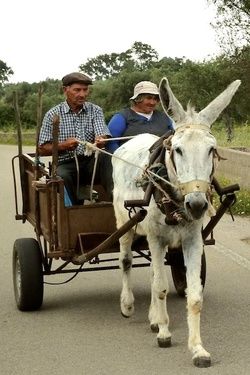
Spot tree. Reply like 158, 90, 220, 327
2, 79, 64, 129
228, 45, 250, 121
0, 60, 14, 86
79, 52, 130, 80
89, 69, 155, 121
127, 41, 158, 70
208, 0, 250, 54
0, 43, 249, 129
79, 42, 159, 80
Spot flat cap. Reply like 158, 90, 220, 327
62, 72, 93, 86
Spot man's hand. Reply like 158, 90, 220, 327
95, 135, 107, 149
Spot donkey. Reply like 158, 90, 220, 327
111, 77, 241, 367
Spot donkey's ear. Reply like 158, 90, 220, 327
159, 77, 186, 123
198, 80, 241, 127
159, 77, 170, 112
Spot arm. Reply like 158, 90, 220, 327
107, 113, 127, 153
91, 105, 111, 148
38, 110, 79, 156
38, 138, 79, 156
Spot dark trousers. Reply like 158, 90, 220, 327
57, 153, 113, 205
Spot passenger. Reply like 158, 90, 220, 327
107, 81, 174, 153
38, 72, 111, 205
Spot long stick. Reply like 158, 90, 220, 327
73, 209, 147, 264
13, 91, 27, 221
50, 115, 60, 252
34, 84, 44, 236
34, 84, 43, 179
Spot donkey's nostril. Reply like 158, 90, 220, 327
186, 198, 208, 219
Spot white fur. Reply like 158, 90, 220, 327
112, 78, 240, 367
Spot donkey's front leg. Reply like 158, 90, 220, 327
148, 241, 171, 348
183, 236, 211, 368
119, 232, 134, 318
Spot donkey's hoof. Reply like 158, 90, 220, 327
193, 356, 211, 368
121, 303, 134, 318
157, 336, 171, 348
150, 324, 159, 333
121, 311, 130, 318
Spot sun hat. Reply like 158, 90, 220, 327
130, 81, 159, 100
62, 72, 93, 86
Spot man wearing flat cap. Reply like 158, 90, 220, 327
39, 72, 111, 205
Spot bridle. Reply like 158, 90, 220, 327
165, 124, 218, 197
143, 125, 219, 224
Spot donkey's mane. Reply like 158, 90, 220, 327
174, 103, 200, 125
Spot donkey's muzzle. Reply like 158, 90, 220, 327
185, 193, 208, 220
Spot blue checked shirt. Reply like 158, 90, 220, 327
39, 101, 111, 162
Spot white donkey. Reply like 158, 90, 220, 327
112, 78, 241, 367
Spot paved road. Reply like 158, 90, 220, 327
1, 145, 250, 375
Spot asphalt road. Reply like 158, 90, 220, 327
1, 145, 250, 375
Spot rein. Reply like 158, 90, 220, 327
77, 128, 217, 223
140, 126, 218, 224
167, 124, 216, 196
140, 132, 188, 224
77, 139, 178, 189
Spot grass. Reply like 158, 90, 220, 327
1, 122, 249, 147
211, 123, 250, 217
211, 122, 250, 149
0, 130, 36, 145
213, 176, 250, 217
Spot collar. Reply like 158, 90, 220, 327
62, 101, 87, 114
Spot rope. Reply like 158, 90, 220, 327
99, 136, 135, 142
74, 151, 80, 199
77, 139, 177, 189
90, 150, 99, 202
74, 149, 99, 203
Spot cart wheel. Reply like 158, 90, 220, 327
13, 238, 44, 311
170, 249, 206, 297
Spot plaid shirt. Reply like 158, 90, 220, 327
39, 101, 111, 162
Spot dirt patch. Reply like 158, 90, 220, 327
231, 147, 250, 153
241, 237, 250, 245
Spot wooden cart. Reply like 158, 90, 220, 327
12, 146, 240, 311
11, 105, 240, 311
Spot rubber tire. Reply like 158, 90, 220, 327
13, 238, 44, 311
170, 249, 206, 297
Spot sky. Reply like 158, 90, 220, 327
1, 0, 220, 84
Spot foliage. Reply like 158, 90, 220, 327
79, 41, 158, 80
213, 175, 250, 216
208, 0, 250, 54
0, 79, 63, 129
0, 60, 13, 87
0, 42, 250, 129
211, 122, 250, 148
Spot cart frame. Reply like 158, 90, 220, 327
11, 103, 240, 309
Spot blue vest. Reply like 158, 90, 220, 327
120, 108, 173, 137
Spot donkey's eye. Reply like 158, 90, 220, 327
175, 147, 182, 155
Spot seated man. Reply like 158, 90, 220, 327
38, 72, 111, 205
